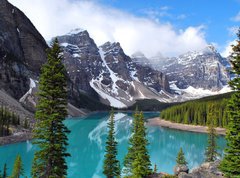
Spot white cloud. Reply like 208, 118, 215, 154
228, 26, 239, 36
232, 11, 240, 22
220, 40, 237, 57
9, 0, 208, 57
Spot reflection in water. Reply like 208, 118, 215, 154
0, 112, 225, 178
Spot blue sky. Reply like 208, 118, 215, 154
98, 0, 240, 46
9, 0, 240, 57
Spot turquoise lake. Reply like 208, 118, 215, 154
0, 112, 226, 178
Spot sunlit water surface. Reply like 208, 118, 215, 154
0, 112, 226, 178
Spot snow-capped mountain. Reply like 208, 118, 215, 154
57, 30, 171, 108
149, 45, 232, 100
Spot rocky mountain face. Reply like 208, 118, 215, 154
0, 0, 48, 98
150, 45, 230, 90
0, 0, 232, 113
0, 0, 48, 119
57, 29, 171, 108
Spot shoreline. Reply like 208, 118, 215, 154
147, 117, 226, 135
0, 132, 32, 146
0, 115, 227, 146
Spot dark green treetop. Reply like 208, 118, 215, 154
220, 28, 240, 178
31, 38, 70, 178
103, 110, 120, 178
176, 147, 187, 166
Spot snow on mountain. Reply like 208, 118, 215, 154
57, 31, 171, 108
57, 29, 233, 107
170, 81, 232, 101
149, 45, 231, 98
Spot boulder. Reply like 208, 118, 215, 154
174, 165, 189, 176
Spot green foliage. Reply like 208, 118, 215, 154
176, 148, 187, 166
103, 110, 120, 178
10, 154, 24, 178
162, 175, 177, 178
205, 104, 219, 162
220, 28, 240, 178
31, 38, 70, 178
153, 164, 157, 173
160, 97, 230, 128
0, 106, 21, 136
124, 111, 152, 177
127, 99, 178, 111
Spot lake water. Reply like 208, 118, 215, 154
0, 112, 226, 178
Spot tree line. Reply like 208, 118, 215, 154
0, 106, 30, 137
0, 106, 20, 137
160, 99, 229, 128
2, 29, 239, 178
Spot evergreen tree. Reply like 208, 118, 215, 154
220, 28, 240, 178
3, 163, 7, 178
205, 104, 219, 162
31, 38, 70, 178
10, 154, 24, 178
123, 110, 139, 175
103, 110, 120, 178
153, 164, 157, 173
176, 148, 187, 166
124, 111, 152, 177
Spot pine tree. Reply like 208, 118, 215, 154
205, 104, 219, 162
31, 38, 70, 178
153, 164, 157, 173
10, 154, 24, 178
124, 111, 152, 177
2, 163, 7, 178
103, 110, 120, 178
220, 28, 240, 178
176, 148, 187, 166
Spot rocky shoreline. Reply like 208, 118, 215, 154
147, 117, 226, 135
0, 131, 32, 146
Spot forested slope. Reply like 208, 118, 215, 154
160, 92, 234, 128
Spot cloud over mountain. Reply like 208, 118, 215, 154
9, 0, 207, 57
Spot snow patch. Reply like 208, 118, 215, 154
19, 78, 36, 103
66, 28, 85, 35
60, 43, 69, 47
130, 70, 140, 82
73, 53, 80, 58
99, 47, 124, 95
170, 82, 232, 100
90, 79, 127, 108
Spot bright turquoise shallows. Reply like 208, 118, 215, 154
0, 112, 226, 178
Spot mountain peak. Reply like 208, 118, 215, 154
99, 41, 123, 54
131, 51, 146, 58
66, 28, 86, 36
201, 44, 217, 54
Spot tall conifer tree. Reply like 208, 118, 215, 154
124, 111, 152, 177
10, 154, 24, 178
220, 28, 240, 177
205, 104, 219, 162
103, 110, 120, 178
176, 148, 187, 166
31, 39, 70, 178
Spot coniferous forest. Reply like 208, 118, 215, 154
0, 0, 240, 176
0, 106, 21, 137
160, 97, 230, 128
